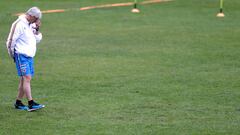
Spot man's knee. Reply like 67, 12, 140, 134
23, 75, 32, 82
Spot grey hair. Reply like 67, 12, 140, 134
26, 7, 42, 19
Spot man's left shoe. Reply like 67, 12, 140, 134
28, 101, 45, 112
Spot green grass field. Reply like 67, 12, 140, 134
1, 0, 240, 134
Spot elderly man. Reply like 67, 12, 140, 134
6, 7, 45, 111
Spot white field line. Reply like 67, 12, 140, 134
80, 0, 173, 11
141, 0, 173, 5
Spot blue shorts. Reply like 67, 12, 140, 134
14, 53, 34, 76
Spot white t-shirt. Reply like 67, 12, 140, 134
6, 14, 42, 57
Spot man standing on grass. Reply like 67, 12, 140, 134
6, 7, 45, 111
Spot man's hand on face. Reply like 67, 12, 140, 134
35, 19, 41, 31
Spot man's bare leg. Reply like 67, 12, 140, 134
22, 75, 33, 101
16, 77, 25, 100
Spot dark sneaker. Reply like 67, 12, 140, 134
14, 102, 29, 111
28, 101, 45, 112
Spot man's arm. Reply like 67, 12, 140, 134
33, 19, 42, 43
6, 21, 22, 59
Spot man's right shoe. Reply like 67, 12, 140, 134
14, 103, 29, 111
